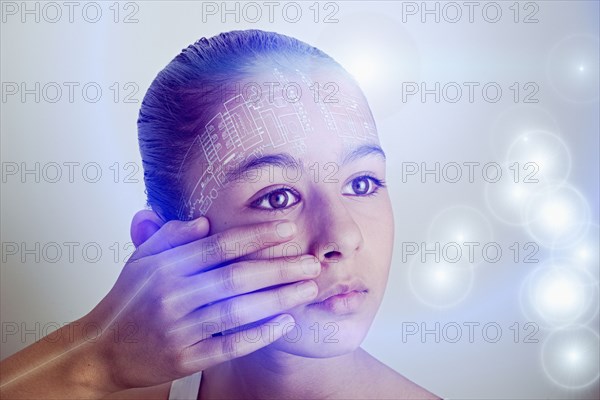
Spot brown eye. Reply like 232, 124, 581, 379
342, 175, 385, 196
352, 177, 370, 195
268, 189, 289, 209
251, 187, 301, 212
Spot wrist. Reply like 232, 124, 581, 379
66, 313, 124, 397
0, 314, 120, 399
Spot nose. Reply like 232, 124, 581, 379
307, 193, 364, 263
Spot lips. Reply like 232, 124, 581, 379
303, 277, 370, 316
310, 280, 369, 305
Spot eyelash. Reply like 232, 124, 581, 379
249, 175, 386, 213
345, 175, 387, 197
250, 185, 301, 214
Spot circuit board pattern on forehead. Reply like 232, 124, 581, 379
295, 68, 377, 146
177, 69, 378, 220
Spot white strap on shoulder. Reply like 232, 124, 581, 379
168, 371, 202, 400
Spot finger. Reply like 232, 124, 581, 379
131, 217, 210, 261
168, 280, 318, 343
154, 220, 298, 276
178, 313, 294, 374
164, 256, 321, 311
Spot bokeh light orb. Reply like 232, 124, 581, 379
547, 34, 600, 103
484, 170, 550, 226
552, 224, 599, 283
520, 262, 598, 329
427, 205, 494, 266
489, 105, 560, 159
523, 184, 590, 248
542, 325, 600, 388
505, 130, 571, 185
408, 257, 474, 309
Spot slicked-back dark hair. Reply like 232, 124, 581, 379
137, 29, 349, 221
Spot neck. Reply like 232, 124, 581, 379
203, 347, 369, 399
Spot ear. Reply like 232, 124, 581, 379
130, 209, 165, 248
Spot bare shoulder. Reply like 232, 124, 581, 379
358, 349, 441, 400
101, 381, 172, 400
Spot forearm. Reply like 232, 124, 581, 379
0, 314, 119, 399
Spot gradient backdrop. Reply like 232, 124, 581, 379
1, 1, 599, 399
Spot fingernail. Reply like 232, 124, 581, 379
188, 217, 206, 228
275, 314, 294, 326
301, 257, 320, 276
276, 221, 296, 238
296, 281, 317, 298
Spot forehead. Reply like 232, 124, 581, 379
177, 67, 379, 218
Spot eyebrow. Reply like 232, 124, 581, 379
341, 143, 386, 165
224, 153, 299, 182
224, 143, 385, 183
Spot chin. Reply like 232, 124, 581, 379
269, 303, 377, 358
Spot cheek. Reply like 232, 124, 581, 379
361, 197, 394, 278
203, 198, 251, 235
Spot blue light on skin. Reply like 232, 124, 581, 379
178, 70, 435, 398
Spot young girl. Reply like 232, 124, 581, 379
0, 30, 438, 400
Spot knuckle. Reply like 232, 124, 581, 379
212, 235, 229, 261
275, 286, 291, 309
220, 264, 244, 294
277, 259, 290, 281
163, 220, 179, 234
155, 294, 174, 319
202, 235, 222, 260
161, 330, 180, 351
236, 224, 267, 248
152, 281, 177, 318
152, 260, 173, 283
220, 334, 239, 359
170, 349, 190, 376
250, 224, 266, 241
219, 299, 242, 328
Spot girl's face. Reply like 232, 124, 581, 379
183, 67, 394, 358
